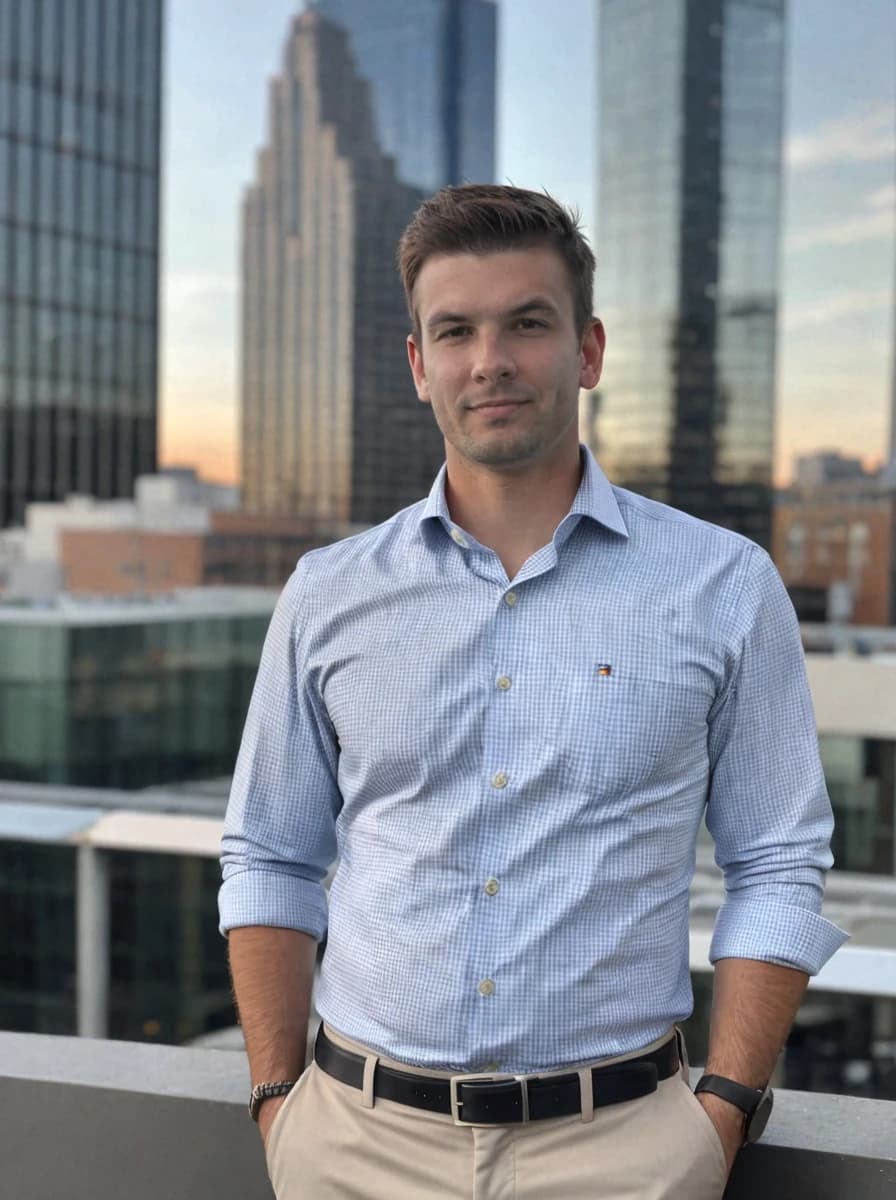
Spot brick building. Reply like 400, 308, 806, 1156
773, 471, 896, 626
59, 512, 344, 594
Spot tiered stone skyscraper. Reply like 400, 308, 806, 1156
240, 3, 497, 525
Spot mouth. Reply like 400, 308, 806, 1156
468, 398, 529, 417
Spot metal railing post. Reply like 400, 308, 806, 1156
76, 843, 110, 1038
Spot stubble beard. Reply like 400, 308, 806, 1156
454, 424, 546, 467
448, 396, 580, 469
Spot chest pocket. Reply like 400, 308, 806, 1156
559, 667, 711, 794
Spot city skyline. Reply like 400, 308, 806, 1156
160, 0, 895, 489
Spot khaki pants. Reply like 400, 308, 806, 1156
265, 1024, 729, 1199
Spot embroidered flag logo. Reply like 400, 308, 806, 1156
596, 664, 613, 676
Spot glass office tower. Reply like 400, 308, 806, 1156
591, 0, 786, 548
311, 0, 496, 192
0, 0, 163, 528
0, 596, 271, 787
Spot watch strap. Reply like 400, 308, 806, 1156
694, 1073, 765, 1117
249, 1079, 296, 1122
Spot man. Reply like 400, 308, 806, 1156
220, 185, 846, 1199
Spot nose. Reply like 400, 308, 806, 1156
471, 333, 517, 385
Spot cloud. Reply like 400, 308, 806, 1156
868, 182, 896, 210
786, 182, 896, 253
787, 208, 894, 253
163, 272, 237, 307
161, 271, 238, 351
781, 288, 893, 330
785, 105, 896, 169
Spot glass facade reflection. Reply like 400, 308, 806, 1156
311, 0, 496, 192
107, 851, 232, 1044
820, 734, 896, 875
591, 0, 785, 548
0, 0, 163, 528
0, 842, 233, 1043
0, 603, 270, 787
0, 842, 76, 1034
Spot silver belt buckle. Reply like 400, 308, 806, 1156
448, 1071, 531, 1125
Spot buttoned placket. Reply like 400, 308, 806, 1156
444, 521, 567, 1072
467, 571, 533, 1069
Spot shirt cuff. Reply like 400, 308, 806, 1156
218, 869, 328, 940
709, 898, 849, 976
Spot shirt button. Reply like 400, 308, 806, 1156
491, 771, 508, 789
496, 675, 511, 691
484, 878, 499, 896
478, 979, 495, 997
504, 592, 518, 607
450, 528, 468, 547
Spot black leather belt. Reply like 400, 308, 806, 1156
314, 1026, 680, 1125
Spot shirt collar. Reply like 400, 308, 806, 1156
418, 445, 629, 540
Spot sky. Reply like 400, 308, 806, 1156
160, 0, 896, 486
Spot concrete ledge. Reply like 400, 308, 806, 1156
716, 1084, 896, 1199
2, 1032, 269, 1200
2, 1033, 895, 1199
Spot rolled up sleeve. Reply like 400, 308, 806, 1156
218, 562, 340, 939
706, 546, 848, 975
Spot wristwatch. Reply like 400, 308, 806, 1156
694, 1074, 774, 1144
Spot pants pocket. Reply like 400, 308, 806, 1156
265, 1062, 314, 1173
680, 1081, 729, 1183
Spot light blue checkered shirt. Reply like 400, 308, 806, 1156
219, 446, 847, 1073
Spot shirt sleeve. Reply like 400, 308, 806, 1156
705, 544, 848, 975
218, 560, 340, 939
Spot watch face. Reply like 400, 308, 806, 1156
745, 1088, 774, 1143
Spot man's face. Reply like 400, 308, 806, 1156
407, 247, 604, 471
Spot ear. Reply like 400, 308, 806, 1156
578, 318, 605, 391
407, 334, 431, 403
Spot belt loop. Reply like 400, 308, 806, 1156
674, 1026, 689, 1084
361, 1053, 379, 1109
577, 1068, 595, 1123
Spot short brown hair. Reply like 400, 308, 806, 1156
397, 184, 596, 339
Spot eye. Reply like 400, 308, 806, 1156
516, 317, 547, 331
438, 325, 471, 340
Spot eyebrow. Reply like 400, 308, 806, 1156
425, 296, 561, 331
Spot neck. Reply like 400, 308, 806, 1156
444, 441, 583, 580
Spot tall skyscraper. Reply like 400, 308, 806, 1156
589, 0, 786, 548
0, 0, 163, 529
311, 0, 497, 192
241, 3, 497, 526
